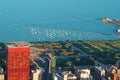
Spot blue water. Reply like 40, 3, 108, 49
0, 0, 120, 42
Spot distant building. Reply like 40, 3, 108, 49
94, 66, 106, 80
54, 68, 95, 80
6, 44, 30, 80
0, 66, 4, 80
105, 66, 119, 80
54, 73, 63, 80
78, 69, 93, 80
46, 54, 56, 74
63, 71, 77, 80
54, 71, 77, 80
45, 54, 56, 80
95, 66, 106, 76
62, 72, 68, 80
31, 69, 42, 80
117, 69, 120, 76
54, 74, 59, 80
67, 71, 77, 80
0, 74, 4, 80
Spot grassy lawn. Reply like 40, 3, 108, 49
72, 40, 120, 64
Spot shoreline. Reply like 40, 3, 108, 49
0, 39, 120, 43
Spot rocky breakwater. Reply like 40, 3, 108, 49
100, 17, 120, 34
100, 17, 120, 26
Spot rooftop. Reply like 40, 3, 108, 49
7, 42, 30, 48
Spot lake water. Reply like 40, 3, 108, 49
0, 0, 120, 42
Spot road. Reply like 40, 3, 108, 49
71, 44, 91, 57
48, 44, 91, 60
71, 43, 108, 68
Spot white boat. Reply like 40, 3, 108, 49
116, 29, 120, 35
116, 29, 120, 33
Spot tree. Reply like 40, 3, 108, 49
67, 61, 72, 67
65, 43, 71, 48
76, 57, 80, 62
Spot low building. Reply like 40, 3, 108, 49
117, 69, 120, 76
0, 66, 4, 80
31, 69, 42, 80
67, 71, 77, 80
78, 69, 93, 80
62, 71, 77, 80
0, 74, 4, 80
54, 75, 59, 80
105, 66, 119, 80
54, 73, 62, 80
94, 66, 106, 80
45, 54, 56, 80
54, 71, 77, 80
95, 66, 106, 77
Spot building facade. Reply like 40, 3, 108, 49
45, 54, 56, 80
0, 74, 4, 80
31, 69, 42, 80
0, 66, 4, 80
78, 69, 93, 80
6, 46, 30, 80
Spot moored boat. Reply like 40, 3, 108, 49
116, 29, 120, 34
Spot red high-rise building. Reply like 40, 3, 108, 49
6, 46, 30, 80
